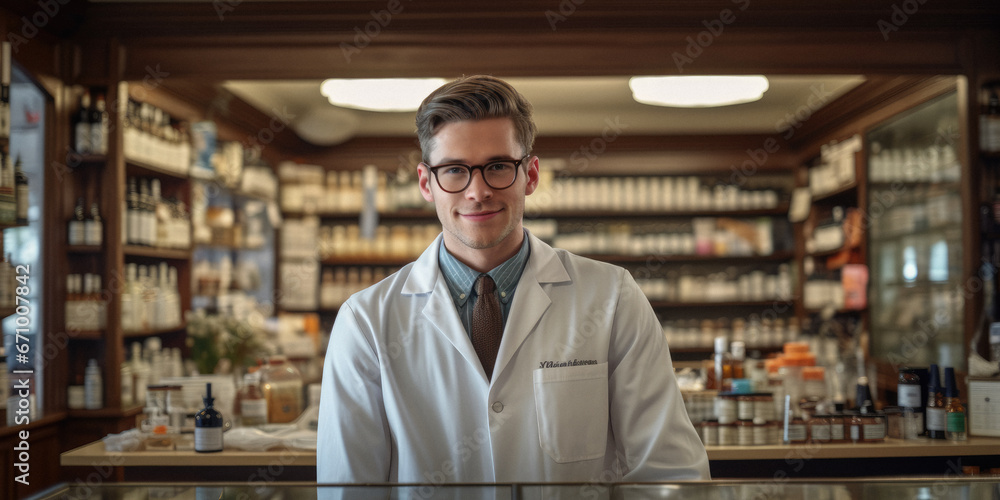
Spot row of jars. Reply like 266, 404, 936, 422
700, 410, 887, 446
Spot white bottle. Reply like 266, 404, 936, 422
120, 362, 134, 408
84, 359, 103, 410
130, 342, 150, 406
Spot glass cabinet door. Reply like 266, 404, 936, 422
866, 91, 965, 370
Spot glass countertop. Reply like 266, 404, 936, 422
28, 479, 1000, 500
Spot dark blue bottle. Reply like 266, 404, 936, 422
194, 382, 224, 452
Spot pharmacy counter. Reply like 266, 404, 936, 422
62, 436, 1000, 481
27, 479, 1000, 500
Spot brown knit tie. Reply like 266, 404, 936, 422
472, 275, 502, 379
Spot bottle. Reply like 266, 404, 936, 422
84, 359, 103, 410
713, 336, 733, 392
74, 92, 92, 154
14, 156, 27, 225
926, 364, 946, 439
897, 367, 922, 408
84, 202, 102, 246
730, 340, 746, 380
68, 197, 86, 246
194, 383, 224, 453
120, 362, 134, 408
259, 356, 304, 424
236, 371, 267, 427
90, 93, 109, 154
149, 178, 161, 247
855, 376, 875, 413
944, 367, 967, 441
127, 177, 140, 245
130, 342, 150, 405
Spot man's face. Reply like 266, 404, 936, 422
417, 118, 539, 267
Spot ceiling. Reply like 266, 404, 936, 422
222, 75, 866, 146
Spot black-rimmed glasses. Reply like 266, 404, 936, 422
423, 156, 528, 193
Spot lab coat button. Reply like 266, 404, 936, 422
491, 401, 504, 413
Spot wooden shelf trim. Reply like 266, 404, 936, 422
0, 222, 29, 230
66, 405, 145, 420
582, 251, 795, 263
0, 411, 68, 439
67, 245, 103, 254
283, 205, 790, 220
0, 307, 17, 319
707, 437, 1000, 461
122, 323, 187, 338
649, 299, 796, 308
811, 183, 858, 203
123, 245, 192, 260
125, 158, 190, 180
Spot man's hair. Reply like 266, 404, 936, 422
415, 75, 537, 164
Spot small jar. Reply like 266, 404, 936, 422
717, 395, 737, 424
738, 395, 756, 421
828, 413, 846, 442
847, 410, 863, 443
755, 394, 775, 422
701, 419, 719, 446
753, 419, 770, 446
737, 419, 755, 446
897, 367, 923, 410
861, 412, 886, 442
784, 414, 808, 444
768, 421, 781, 445
718, 422, 737, 446
808, 414, 831, 443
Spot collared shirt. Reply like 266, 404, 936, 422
438, 230, 531, 337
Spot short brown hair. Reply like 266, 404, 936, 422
415, 75, 536, 164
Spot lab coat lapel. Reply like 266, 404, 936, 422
493, 233, 571, 380
404, 234, 488, 380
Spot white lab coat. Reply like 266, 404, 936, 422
317, 231, 710, 484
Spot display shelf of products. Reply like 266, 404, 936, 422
811, 182, 858, 204
649, 300, 793, 308
123, 245, 191, 260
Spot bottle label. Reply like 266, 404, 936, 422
195, 427, 223, 452
897, 384, 922, 408
946, 411, 966, 433
863, 422, 884, 440
810, 424, 831, 441
830, 422, 845, 440
927, 407, 946, 431
241, 399, 267, 419
785, 423, 806, 442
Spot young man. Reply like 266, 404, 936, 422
317, 75, 710, 483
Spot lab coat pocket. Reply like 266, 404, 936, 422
533, 362, 609, 463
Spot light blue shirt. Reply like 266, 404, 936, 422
437, 230, 531, 337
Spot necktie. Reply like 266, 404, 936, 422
472, 275, 502, 379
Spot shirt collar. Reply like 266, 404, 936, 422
438, 230, 531, 306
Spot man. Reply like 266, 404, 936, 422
317, 75, 710, 483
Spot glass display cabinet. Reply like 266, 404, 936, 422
866, 91, 966, 370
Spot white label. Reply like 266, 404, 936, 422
241, 399, 267, 419
830, 421, 845, 440
810, 424, 831, 441
927, 407, 947, 431
785, 423, 806, 442
863, 422, 884, 440
898, 384, 922, 408
194, 427, 223, 452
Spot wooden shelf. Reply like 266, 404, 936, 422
125, 158, 189, 180
123, 245, 191, 260
582, 251, 795, 263
811, 183, 858, 203
0, 221, 29, 230
0, 411, 68, 439
67, 245, 103, 254
807, 246, 849, 258
321, 256, 413, 266
0, 307, 17, 319
283, 208, 436, 220
532, 205, 790, 219
670, 345, 783, 354
68, 329, 105, 340
804, 307, 866, 315
67, 405, 145, 420
649, 299, 795, 308
122, 323, 187, 338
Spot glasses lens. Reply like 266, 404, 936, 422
437, 165, 471, 192
483, 161, 518, 189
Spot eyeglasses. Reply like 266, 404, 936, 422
423, 156, 528, 193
